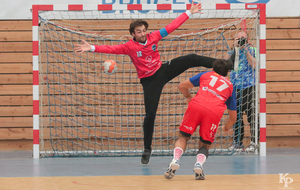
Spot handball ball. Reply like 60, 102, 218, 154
103, 60, 117, 75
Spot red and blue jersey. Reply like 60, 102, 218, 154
189, 71, 236, 119
92, 11, 191, 78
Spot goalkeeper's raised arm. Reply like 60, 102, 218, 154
73, 0, 202, 55
157, 1, 202, 38
74, 39, 128, 55
74, 40, 91, 54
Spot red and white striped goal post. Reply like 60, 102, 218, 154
32, 3, 266, 158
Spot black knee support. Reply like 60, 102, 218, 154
197, 147, 209, 158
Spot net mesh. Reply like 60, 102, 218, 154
38, 9, 260, 157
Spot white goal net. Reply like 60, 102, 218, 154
36, 5, 260, 157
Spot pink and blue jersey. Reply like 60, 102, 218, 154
189, 71, 236, 119
92, 11, 191, 79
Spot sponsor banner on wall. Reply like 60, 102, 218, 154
0, 0, 299, 19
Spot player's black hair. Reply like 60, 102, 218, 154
129, 20, 149, 35
212, 59, 231, 77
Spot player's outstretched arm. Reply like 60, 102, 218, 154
222, 110, 237, 133
74, 40, 91, 54
74, 40, 128, 55
178, 79, 194, 104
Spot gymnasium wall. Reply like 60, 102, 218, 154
0, 17, 299, 150
0, 0, 299, 150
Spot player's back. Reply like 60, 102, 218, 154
191, 71, 234, 118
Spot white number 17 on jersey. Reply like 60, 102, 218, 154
209, 75, 229, 92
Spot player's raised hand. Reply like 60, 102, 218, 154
189, 0, 203, 14
74, 40, 91, 54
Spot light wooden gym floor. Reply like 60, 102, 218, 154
0, 148, 299, 190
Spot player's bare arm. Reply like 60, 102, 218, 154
222, 110, 237, 133
74, 40, 91, 54
178, 79, 194, 104
245, 48, 257, 68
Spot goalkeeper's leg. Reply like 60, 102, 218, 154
166, 54, 215, 81
166, 50, 238, 81
140, 68, 167, 164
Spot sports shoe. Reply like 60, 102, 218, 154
229, 142, 244, 150
245, 141, 257, 152
164, 160, 180, 179
228, 47, 239, 71
141, 149, 151, 165
194, 163, 205, 180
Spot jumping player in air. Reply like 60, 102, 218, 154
74, 1, 238, 165
164, 59, 237, 180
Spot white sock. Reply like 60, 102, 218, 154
196, 153, 207, 166
173, 147, 184, 161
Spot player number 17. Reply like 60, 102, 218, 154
209, 75, 229, 91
